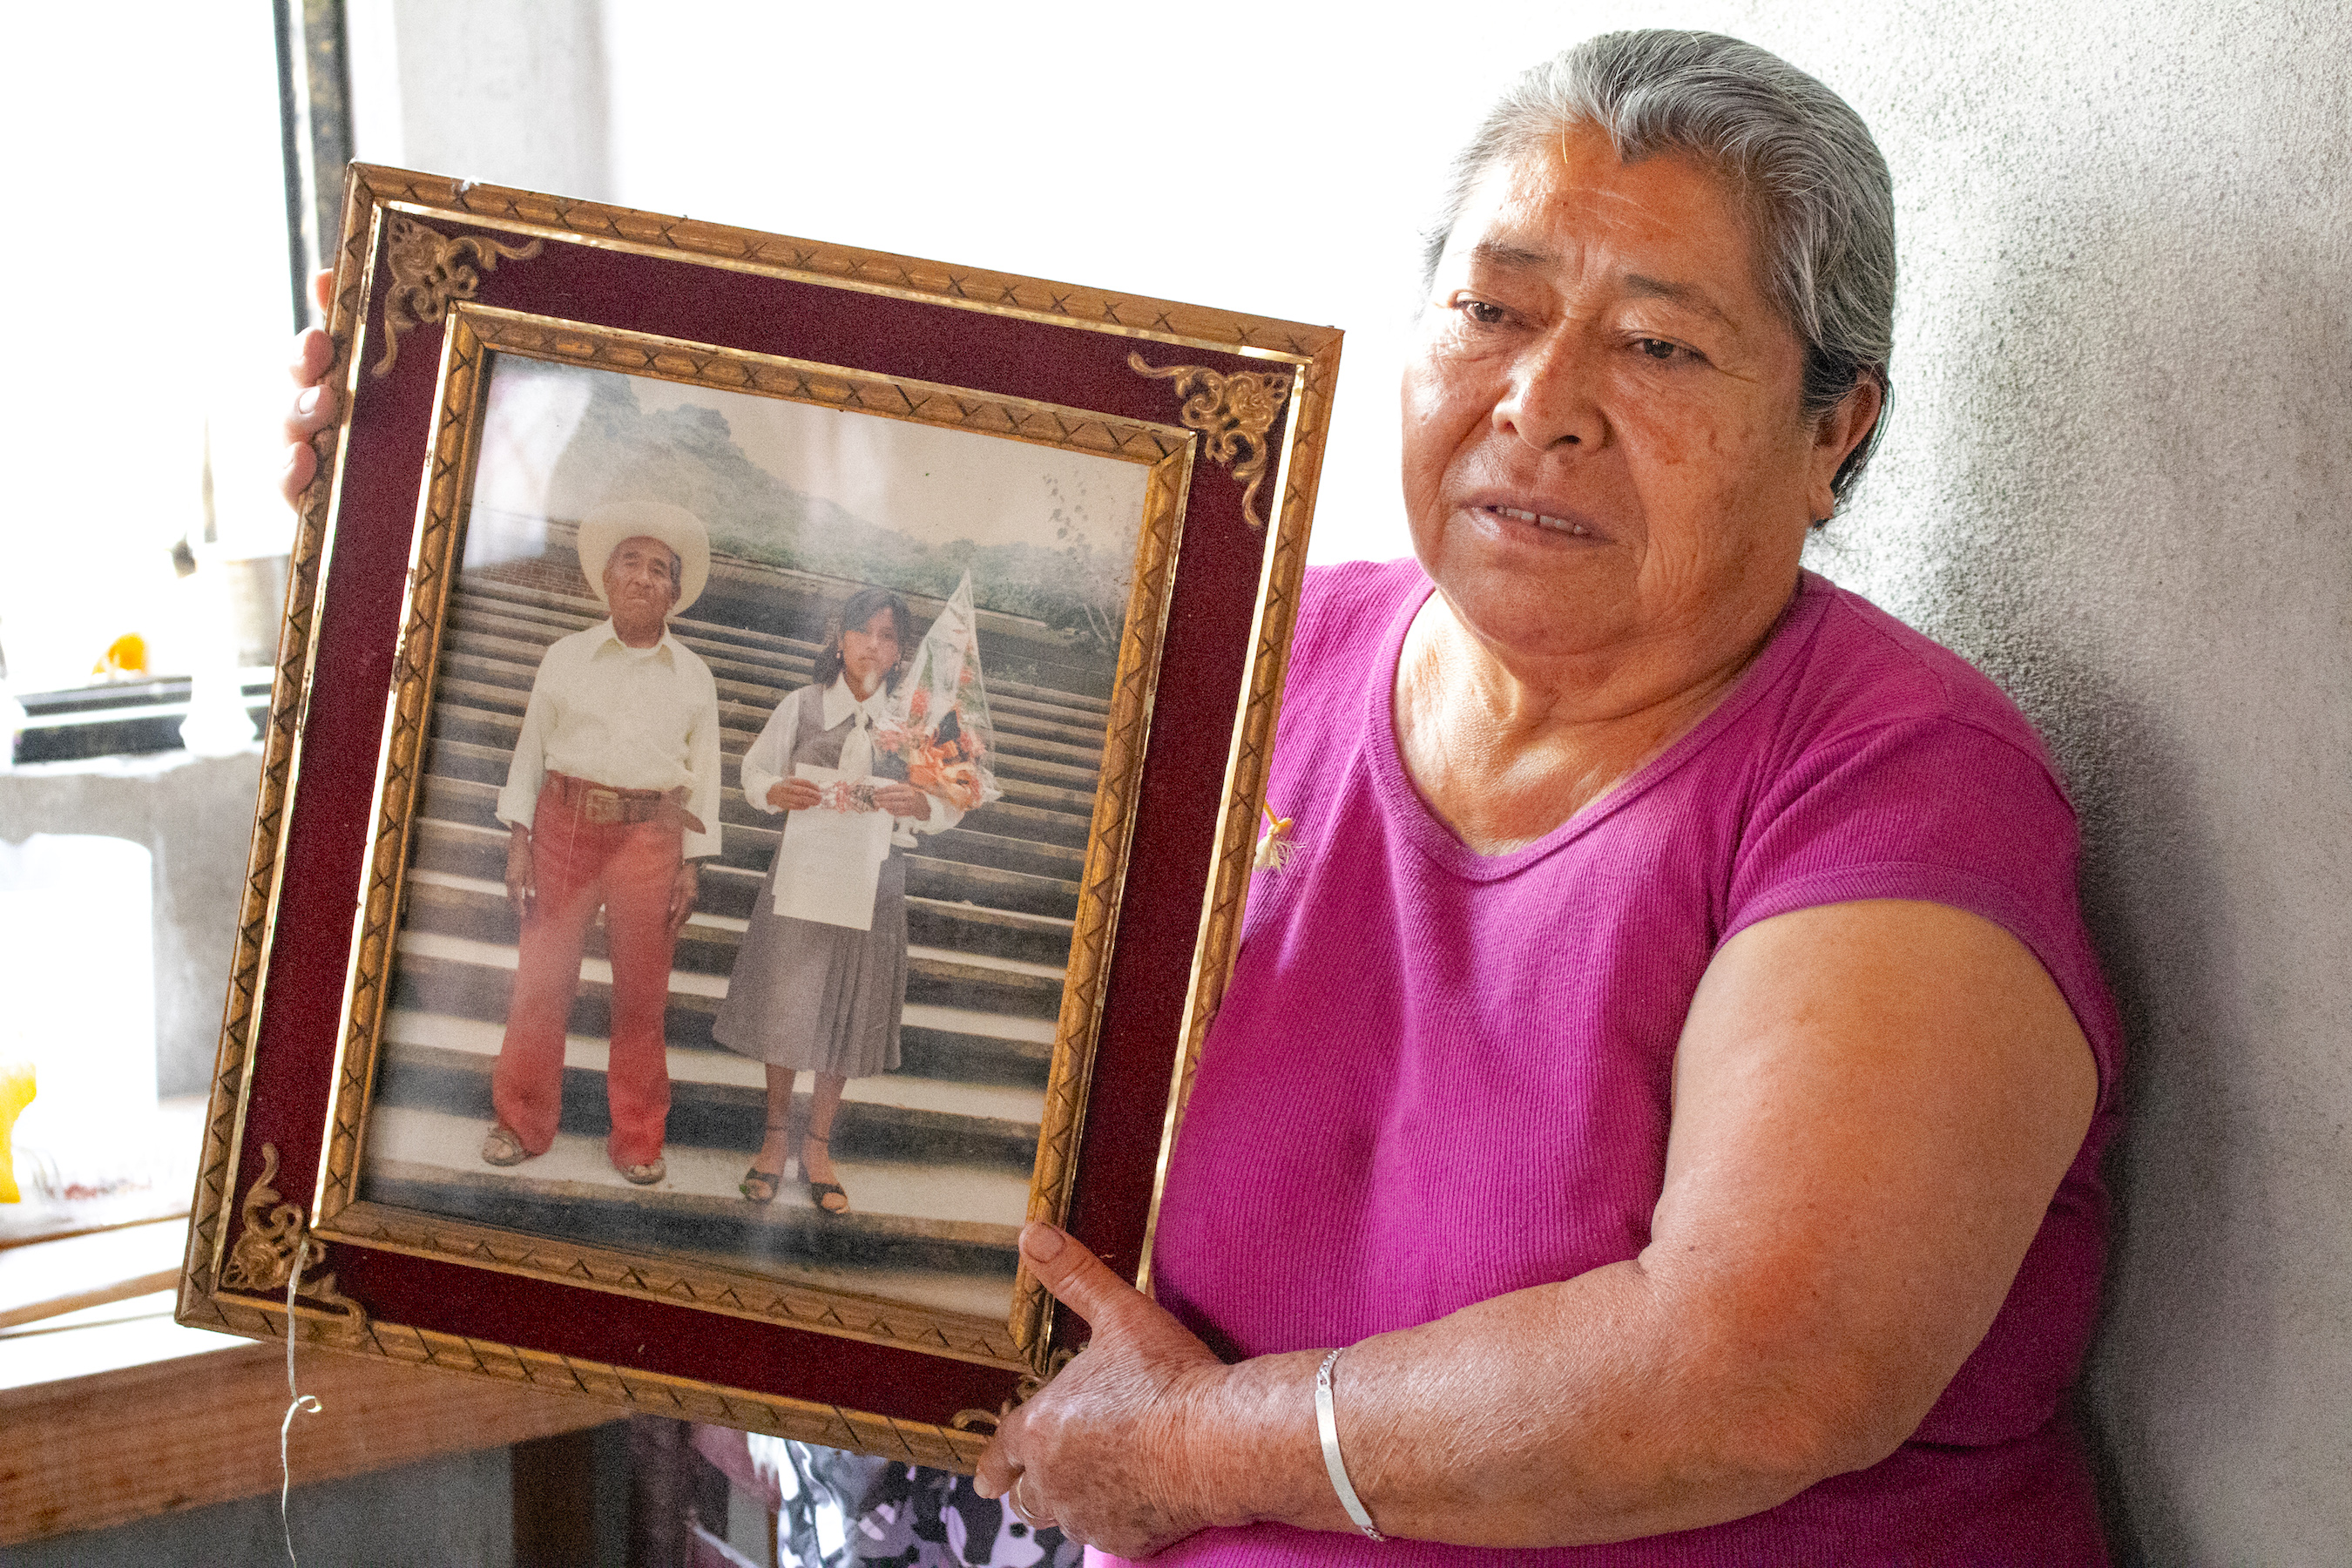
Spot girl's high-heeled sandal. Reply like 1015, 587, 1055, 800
804, 1131, 848, 1215
741, 1117, 792, 1205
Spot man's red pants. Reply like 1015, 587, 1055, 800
494, 781, 680, 1168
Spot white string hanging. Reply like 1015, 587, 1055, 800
279, 1247, 324, 1567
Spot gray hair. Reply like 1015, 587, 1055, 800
1423, 30, 1896, 510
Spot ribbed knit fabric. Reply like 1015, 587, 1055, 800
1125, 560, 2122, 1566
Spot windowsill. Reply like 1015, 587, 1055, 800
2, 741, 264, 781
0, 1115, 612, 1548
3, 1098, 206, 1247
0, 1284, 224, 1390
1, 1288, 614, 1547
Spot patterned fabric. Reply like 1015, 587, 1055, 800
847, 1464, 1081, 1568
742, 1441, 1075, 1568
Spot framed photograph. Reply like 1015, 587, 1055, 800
177, 165, 1336, 1465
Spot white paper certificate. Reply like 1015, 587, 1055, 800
770, 765, 893, 930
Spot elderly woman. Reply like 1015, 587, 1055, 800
281, 31, 2117, 1563
963, 32, 2119, 1566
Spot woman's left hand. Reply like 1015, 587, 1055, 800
870, 781, 930, 820
973, 1223, 1242, 1558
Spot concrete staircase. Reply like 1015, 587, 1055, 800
357, 563, 1113, 1320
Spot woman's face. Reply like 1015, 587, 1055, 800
839, 608, 902, 699
1402, 124, 1875, 670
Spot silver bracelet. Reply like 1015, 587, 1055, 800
1315, 1347, 1386, 1543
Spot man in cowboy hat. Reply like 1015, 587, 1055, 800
485, 499, 723, 1186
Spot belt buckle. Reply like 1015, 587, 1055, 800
582, 787, 624, 825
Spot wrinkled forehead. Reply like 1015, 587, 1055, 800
606, 534, 681, 575
1438, 127, 1767, 301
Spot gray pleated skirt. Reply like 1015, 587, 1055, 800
713, 848, 906, 1078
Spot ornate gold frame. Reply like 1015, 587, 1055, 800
179, 165, 1337, 1462
302, 302, 1193, 1369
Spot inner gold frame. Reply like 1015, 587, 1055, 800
304, 301, 1198, 1373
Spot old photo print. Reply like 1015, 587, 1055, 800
357, 350, 1151, 1326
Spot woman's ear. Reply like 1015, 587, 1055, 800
1808, 375, 1884, 520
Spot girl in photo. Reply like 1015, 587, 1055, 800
715, 587, 956, 1213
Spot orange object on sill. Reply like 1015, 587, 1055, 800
0, 1065, 32, 1204
92, 633, 148, 678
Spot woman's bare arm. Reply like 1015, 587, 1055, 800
976, 898, 2097, 1555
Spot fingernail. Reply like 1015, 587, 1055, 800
1021, 1222, 1065, 1262
297, 387, 321, 414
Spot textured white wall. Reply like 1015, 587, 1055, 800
1733, 8, 2351, 1562
341, 3, 2352, 1558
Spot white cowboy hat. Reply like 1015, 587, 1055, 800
576, 500, 711, 615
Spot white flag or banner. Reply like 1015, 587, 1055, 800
882, 571, 1002, 812
770, 765, 892, 930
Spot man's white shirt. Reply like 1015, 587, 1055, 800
495, 619, 724, 861
740, 674, 963, 848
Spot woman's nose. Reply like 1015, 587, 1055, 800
1494, 328, 1602, 453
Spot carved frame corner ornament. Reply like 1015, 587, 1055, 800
218, 1143, 368, 1335
1127, 353, 1294, 527
373, 214, 543, 377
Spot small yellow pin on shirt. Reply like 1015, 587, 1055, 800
1254, 799, 1296, 871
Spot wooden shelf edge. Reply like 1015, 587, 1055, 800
0, 1331, 614, 1545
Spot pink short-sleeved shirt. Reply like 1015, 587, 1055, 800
1131, 561, 2122, 1566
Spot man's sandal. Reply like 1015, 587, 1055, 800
805, 1132, 848, 1215
481, 1124, 531, 1167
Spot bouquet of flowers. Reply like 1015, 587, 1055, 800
877, 571, 1003, 814
812, 777, 879, 813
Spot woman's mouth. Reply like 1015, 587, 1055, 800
1484, 504, 1592, 537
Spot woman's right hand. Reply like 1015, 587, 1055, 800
767, 778, 823, 811
280, 268, 339, 510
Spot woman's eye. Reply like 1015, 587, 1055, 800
1635, 338, 1681, 361
1454, 297, 1507, 327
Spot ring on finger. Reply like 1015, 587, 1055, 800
1013, 1475, 1057, 1530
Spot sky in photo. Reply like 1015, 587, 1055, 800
470, 358, 1150, 559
